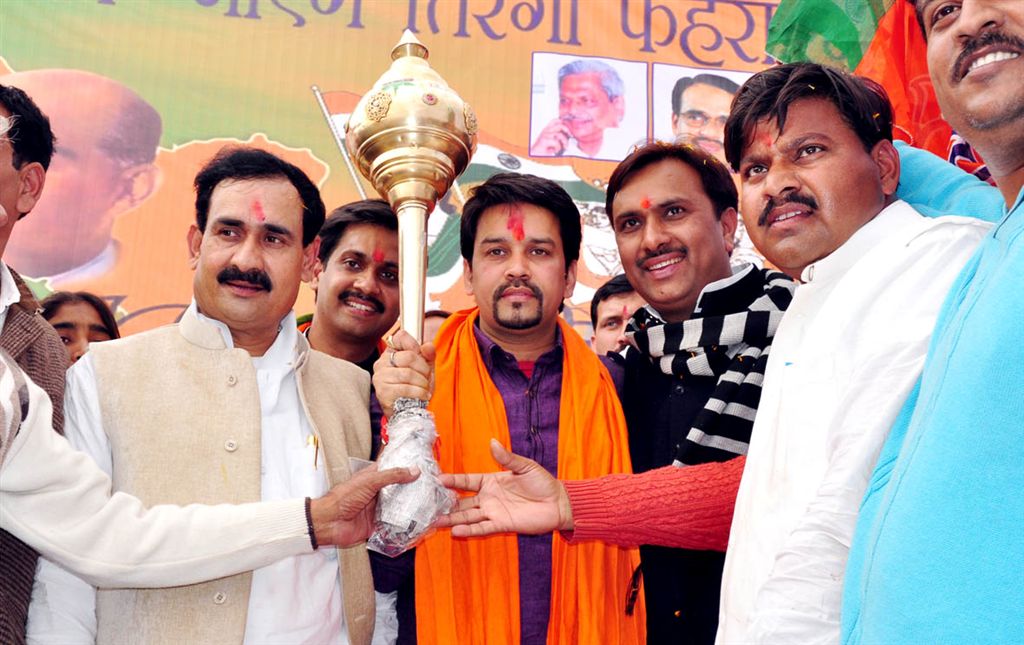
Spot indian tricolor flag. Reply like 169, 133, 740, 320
767, 0, 951, 156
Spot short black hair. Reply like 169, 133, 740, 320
606, 141, 737, 221
0, 84, 55, 170
724, 63, 894, 173
317, 199, 397, 264
194, 146, 325, 246
590, 273, 635, 327
460, 173, 581, 270
41, 291, 121, 341
671, 74, 741, 115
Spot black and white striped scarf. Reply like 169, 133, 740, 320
625, 269, 796, 466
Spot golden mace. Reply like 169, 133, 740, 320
345, 31, 477, 554
346, 30, 477, 342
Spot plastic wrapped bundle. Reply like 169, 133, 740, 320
368, 399, 455, 557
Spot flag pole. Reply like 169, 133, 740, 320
450, 179, 466, 207
311, 85, 368, 200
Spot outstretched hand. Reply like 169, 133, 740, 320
311, 464, 420, 548
435, 439, 574, 537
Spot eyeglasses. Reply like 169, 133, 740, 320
678, 110, 729, 129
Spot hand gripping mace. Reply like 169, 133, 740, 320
345, 31, 477, 555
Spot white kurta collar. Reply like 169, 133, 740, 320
186, 300, 299, 366
800, 200, 919, 284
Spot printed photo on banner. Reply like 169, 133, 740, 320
2, 69, 162, 288
529, 53, 647, 163
652, 64, 752, 167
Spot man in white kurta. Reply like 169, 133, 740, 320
718, 202, 987, 643
714, 63, 990, 643
28, 305, 366, 644
25, 147, 375, 645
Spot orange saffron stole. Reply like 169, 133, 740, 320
416, 308, 646, 644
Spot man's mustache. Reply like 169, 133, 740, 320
217, 266, 273, 292
952, 30, 1024, 83
758, 193, 820, 227
493, 279, 543, 304
339, 289, 385, 314
635, 246, 688, 269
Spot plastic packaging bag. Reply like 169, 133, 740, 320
368, 401, 455, 556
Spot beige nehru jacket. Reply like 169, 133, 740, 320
87, 307, 374, 645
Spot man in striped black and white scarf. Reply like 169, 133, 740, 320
623, 270, 794, 468
601, 141, 795, 644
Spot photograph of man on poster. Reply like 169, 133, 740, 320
2, 69, 162, 286
529, 54, 646, 162
670, 73, 739, 162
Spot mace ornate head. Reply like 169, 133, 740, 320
345, 30, 478, 215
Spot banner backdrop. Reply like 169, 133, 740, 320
1, 0, 776, 339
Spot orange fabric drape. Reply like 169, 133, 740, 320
416, 308, 645, 644
854, 0, 951, 157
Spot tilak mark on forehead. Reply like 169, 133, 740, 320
640, 196, 652, 209
251, 199, 266, 222
372, 247, 385, 263
506, 204, 525, 241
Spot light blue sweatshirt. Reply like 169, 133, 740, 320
843, 142, 1023, 644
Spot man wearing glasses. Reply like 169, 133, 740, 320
670, 74, 740, 165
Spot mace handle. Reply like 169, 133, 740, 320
396, 201, 428, 344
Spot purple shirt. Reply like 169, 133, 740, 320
472, 324, 622, 644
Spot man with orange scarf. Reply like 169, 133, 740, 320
374, 173, 645, 644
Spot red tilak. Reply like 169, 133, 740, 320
372, 247, 385, 263
251, 199, 266, 222
640, 196, 652, 209
506, 205, 525, 241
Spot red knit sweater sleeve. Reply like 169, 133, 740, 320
562, 456, 745, 551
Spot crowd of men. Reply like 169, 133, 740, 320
0, 0, 1020, 643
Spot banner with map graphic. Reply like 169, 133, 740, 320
2, 0, 780, 339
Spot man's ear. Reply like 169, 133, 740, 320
462, 258, 474, 296
300, 238, 320, 283
111, 164, 161, 213
15, 161, 46, 217
309, 257, 323, 292
186, 224, 203, 270
872, 140, 901, 197
719, 207, 739, 255
563, 259, 578, 300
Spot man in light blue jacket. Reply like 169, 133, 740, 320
843, 1, 1024, 642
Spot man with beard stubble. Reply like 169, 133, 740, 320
373, 173, 645, 645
